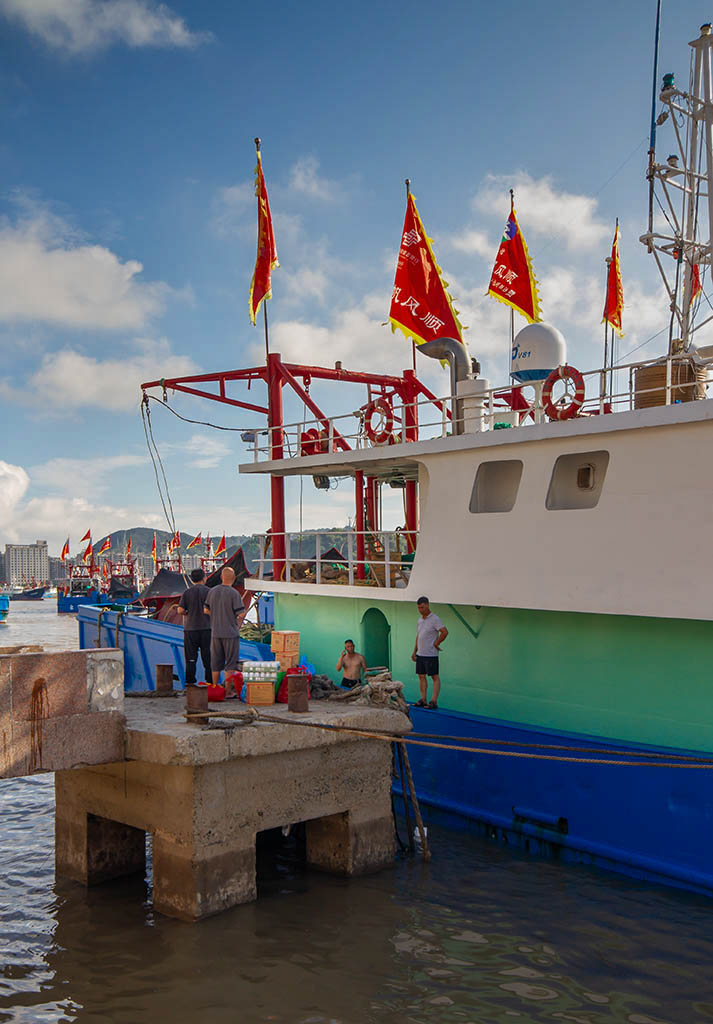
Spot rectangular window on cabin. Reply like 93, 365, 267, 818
546, 450, 610, 510
469, 459, 523, 513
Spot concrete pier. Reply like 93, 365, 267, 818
54, 698, 410, 921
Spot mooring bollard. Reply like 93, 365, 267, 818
156, 664, 174, 694
287, 673, 309, 713
185, 683, 209, 724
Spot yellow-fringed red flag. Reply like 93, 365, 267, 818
249, 142, 279, 325
389, 192, 464, 347
80, 529, 91, 543
214, 534, 226, 558
97, 537, 111, 555
602, 222, 624, 338
82, 541, 93, 565
151, 533, 157, 566
187, 533, 202, 550
488, 197, 542, 324
60, 538, 70, 562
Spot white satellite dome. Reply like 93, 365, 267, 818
511, 323, 567, 383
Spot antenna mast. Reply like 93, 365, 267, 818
640, 23, 713, 353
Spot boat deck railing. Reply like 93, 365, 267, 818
241, 354, 710, 464
253, 529, 418, 589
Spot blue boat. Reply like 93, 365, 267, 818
77, 605, 273, 690
0, 593, 9, 624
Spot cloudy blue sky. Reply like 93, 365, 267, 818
0, 0, 707, 553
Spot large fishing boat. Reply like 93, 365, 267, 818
136, 24, 713, 895
10, 585, 48, 601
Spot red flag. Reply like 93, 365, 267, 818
249, 146, 279, 325
80, 529, 91, 543
126, 536, 132, 557
187, 533, 202, 549
206, 533, 211, 552
151, 533, 157, 566
170, 530, 180, 552
692, 263, 702, 301
602, 222, 624, 338
82, 541, 93, 565
102, 563, 109, 580
97, 537, 111, 555
214, 534, 226, 557
60, 538, 70, 562
389, 192, 464, 347
488, 198, 542, 324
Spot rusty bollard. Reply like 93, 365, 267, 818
185, 683, 209, 725
156, 664, 174, 694
287, 673, 309, 713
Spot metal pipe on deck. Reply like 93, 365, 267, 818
267, 353, 286, 579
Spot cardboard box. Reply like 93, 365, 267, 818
245, 681, 275, 706
270, 630, 300, 655
278, 653, 300, 671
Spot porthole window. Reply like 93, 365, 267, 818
470, 460, 523, 513
546, 451, 609, 510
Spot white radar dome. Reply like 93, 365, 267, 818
511, 323, 567, 383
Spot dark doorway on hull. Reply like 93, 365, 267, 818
361, 607, 391, 672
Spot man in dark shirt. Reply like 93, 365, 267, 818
204, 566, 245, 698
176, 568, 211, 687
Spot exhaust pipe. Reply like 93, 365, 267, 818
417, 338, 471, 434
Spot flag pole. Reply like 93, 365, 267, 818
602, 254, 612, 405
405, 178, 417, 373
509, 190, 515, 383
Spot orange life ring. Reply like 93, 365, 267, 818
542, 365, 585, 421
364, 397, 394, 445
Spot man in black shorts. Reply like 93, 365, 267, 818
176, 568, 211, 687
336, 639, 366, 688
204, 566, 245, 698
411, 595, 448, 709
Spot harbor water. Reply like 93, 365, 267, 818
2, 604, 713, 1022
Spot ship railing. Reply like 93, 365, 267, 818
241, 354, 710, 463
253, 529, 418, 589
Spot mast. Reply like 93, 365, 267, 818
640, 23, 713, 352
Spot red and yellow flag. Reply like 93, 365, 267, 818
82, 541, 93, 565
214, 534, 226, 558
488, 198, 542, 324
80, 529, 91, 543
97, 537, 111, 555
692, 263, 702, 301
249, 145, 279, 326
126, 536, 132, 557
187, 533, 202, 550
602, 222, 624, 338
151, 533, 157, 566
60, 538, 70, 562
170, 530, 180, 552
389, 192, 464, 347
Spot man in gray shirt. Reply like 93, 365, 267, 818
411, 595, 448, 709
176, 568, 211, 687
204, 566, 245, 698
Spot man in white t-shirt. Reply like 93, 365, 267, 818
411, 595, 448, 709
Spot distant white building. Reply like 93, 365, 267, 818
5, 541, 50, 588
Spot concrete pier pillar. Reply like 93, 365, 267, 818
54, 702, 409, 921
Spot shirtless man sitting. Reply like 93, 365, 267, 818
336, 639, 366, 689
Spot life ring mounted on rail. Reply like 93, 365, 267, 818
542, 365, 585, 421
364, 397, 395, 445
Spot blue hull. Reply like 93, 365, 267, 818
58, 592, 140, 614
400, 706, 713, 897
0, 594, 8, 623
77, 605, 273, 690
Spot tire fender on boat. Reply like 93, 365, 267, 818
542, 365, 585, 421
364, 397, 395, 445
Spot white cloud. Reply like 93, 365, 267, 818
283, 266, 330, 305
0, 461, 30, 529
23, 337, 199, 412
211, 181, 254, 237
472, 173, 610, 251
289, 156, 342, 202
0, 0, 210, 54
0, 204, 172, 329
167, 433, 232, 470
30, 453, 147, 492
449, 228, 497, 260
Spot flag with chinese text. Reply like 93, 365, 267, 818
389, 193, 465, 347
602, 223, 624, 337
249, 150, 279, 325
214, 534, 226, 558
60, 538, 70, 562
97, 538, 111, 555
488, 203, 542, 323
187, 533, 202, 549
